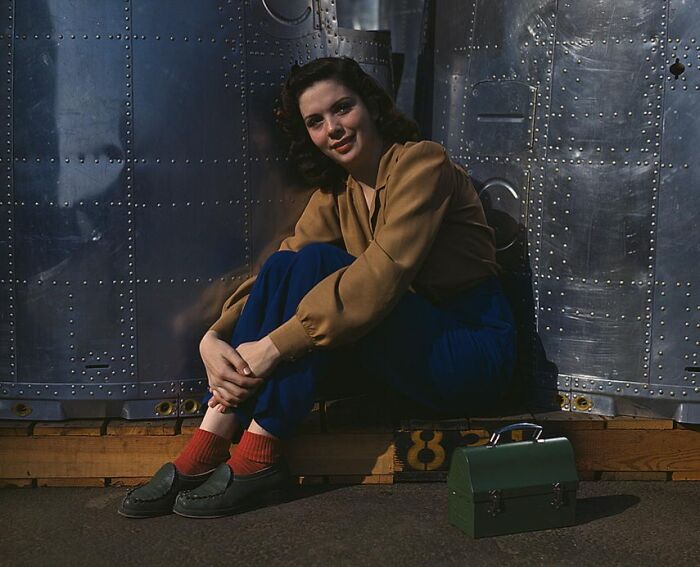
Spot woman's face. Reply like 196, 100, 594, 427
298, 79, 383, 173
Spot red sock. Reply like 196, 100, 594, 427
226, 430, 281, 476
173, 428, 231, 476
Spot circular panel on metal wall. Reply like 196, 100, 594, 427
252, 0, 317, 40
478, 177, 520, 251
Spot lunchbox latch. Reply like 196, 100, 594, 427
487, 489, 502, 517
550, 482, 564, 509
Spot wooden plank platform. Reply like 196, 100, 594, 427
393, 410, 700, 481
1, 404, 699, 487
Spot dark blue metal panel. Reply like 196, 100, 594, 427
14, 282, 73, 383
67, 281, 133, 384
16, 0, 124, 37
13, 164, 129, 281
133, 161, 243, 207
131, 38, 243, 162
2, 0, 404, 420
12, 198, 131, 385
8, 0, 132, 406
132, 0, 237, 38
0, 283, 12, 379
14, 38, 126, 160
0, 1, 13, 385
248, 0, 318, 40
136, 281, 217, 382
242, 0, 329, 273
133, 182, 247, 281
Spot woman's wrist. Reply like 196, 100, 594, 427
262, 335, 282, 363
204, 329, 222, 341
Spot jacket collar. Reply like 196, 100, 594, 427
346, 142, 403, 192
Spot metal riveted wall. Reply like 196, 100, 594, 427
378, 0, 426, 117
542, 1, 664, 416
0, 2, 12, 389
429, 0, 700, 422
0, 0, 394, 421
646, 0, 700, 420
9, 1, 134, 419
337, 0, 426, 116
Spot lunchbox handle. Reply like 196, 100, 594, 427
487, 422, 543, 446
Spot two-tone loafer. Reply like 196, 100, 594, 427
118, 462, 216, 518
172, 461, 290, 519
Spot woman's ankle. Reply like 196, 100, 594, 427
200, 404, 239, 440
227, 429, 281, 475
247, 418, 278, 439
173, 428, 231, 475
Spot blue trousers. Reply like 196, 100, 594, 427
201, 243, 516, 439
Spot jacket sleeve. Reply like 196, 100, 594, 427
208, 187, 342, 340
267, 141, 454, 360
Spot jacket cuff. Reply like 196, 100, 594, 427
268, 316, 316, 361
208, 309, 238, 342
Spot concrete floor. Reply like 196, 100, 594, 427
1, 481, 699, 567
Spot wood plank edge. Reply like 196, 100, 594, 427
671, 471, 700, 481
33, 419, 108, 436
37, 478, 108, 487
598, 471, 671, 481
0, 478, 35, 488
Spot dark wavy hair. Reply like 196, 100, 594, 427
275, 57, 421, 188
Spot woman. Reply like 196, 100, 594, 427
118, 57, 516, 519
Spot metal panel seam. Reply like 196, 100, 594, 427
8, 0, 16, 382
647, 0, 671, 386
532, 2, 558, 361
242, 2, 251, 277
126, 0, 137, 382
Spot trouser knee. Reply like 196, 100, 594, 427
259, 249, 296, 279
291, 243, 354, 270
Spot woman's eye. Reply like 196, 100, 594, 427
337, 103, 352, 114
306, 118, 321, 128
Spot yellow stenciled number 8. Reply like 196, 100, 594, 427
407, 430, 446, 471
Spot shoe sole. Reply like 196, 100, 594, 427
172, 488, 287, 519
117, 505, 174, 519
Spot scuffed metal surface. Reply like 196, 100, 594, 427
429, 0, 699, 421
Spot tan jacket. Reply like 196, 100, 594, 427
209, 140, 499, 361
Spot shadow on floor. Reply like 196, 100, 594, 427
575, 493, 640, 525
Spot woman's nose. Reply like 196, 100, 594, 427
326, 117, 342, 136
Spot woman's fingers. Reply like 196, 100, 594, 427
210, 380, 251, 405
209, 401, 232, 414
209, 387, 236, 409
210, 357, 262, 389
200, 331, 254, 383
208, 388, 226, 407
220, 343, 253, 377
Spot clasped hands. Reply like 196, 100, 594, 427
200, 330, 282, 413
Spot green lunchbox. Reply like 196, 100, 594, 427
447, 423, 579, 538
